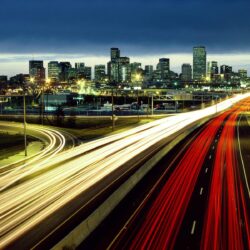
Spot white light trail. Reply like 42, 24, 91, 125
0, 93, 249, 248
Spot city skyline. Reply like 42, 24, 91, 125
1, 50, 250, 78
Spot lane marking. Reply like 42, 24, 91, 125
237, 114, 250, 199
205, 168, 208, 173
209, 155, 212, 160
191, 220, 197, 235
200, 188, 204, 195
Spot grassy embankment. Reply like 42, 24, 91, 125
0, 132, 34, 160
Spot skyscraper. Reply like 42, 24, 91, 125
75, 63, 85, 73
59, 62, 72, 82
29, 60, 46, 83
111, 48, 120, 62
193, 46, 206, 81
207, 61, 218, 82
181, 64, 192, 82
144, 65, 154, 82
75, 63, 85, 79
84, 67, 92, 80
48, 61, 61, 81
220, 65, 232, 82
108, 48, 130, 83
95, 65, 106, 82
156, 58, 170, 82
118, 57, 130, 82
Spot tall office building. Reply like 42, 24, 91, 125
220, 65, 232, 82
111, 48, 120, 62
193, 46, 206, 81
95, 65, 106, 82
48, 61, 61, 81
84, 67, 92, 80
156, 58, 170, 82
118, 57, 130, 82
181, 64, 192, 82
144, 65, 154, 81
59, 62, 72, 82
108, 48, 130, 83
130, 63, 141, 73
75, 63, 85, 73
130, 62, 142, 82
207, 61, 218, 82
75, 63, 85, 79
29, 60, 46, 83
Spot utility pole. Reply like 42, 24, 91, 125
151, 94, 154, 116
137, 88, 139, 122
41, 83, 44, 125
112, 87, 115, 131
23, 92, 27, 156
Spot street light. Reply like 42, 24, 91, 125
134, 86, 141, 122
111, 87, 115, 131
23, 85, 27, 157
45, 78, 51, 118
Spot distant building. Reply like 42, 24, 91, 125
111, 48, 120, 62
238, 69, 247, 79
144, 65, 154, 82
75, 63, 86, 79
118, 57, 130, 82
48, 61, 61, 81
108, 48, 130, 83
193, 46, 206, 82
29, 60, 45, 83
207, 61, 218, 82
59, 62, 72, 82
84, 67, 92, 80
181, 64, 192, 82
156, 58, 170, 82
9, 74, 30, 85
220, 65, 232, 82
68, 68, 77, 82
130, 62, 142, 82
95, 65, 106, 82
75, 63, 85, 73
0, 75, 8, 84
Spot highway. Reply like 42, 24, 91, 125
0, 93, 250, 249
104, 98, 250, 250
0, 122, 78, 189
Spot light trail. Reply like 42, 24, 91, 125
201, 99, 250, 250
237, 113, 250, 199
0, 123, 66, 189
0, 93, 250, 248
108, 97, 250, 250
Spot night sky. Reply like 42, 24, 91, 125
0, 0, 250, 75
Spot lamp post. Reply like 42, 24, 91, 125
111, 87, 115, 131
23, 85, 27, 157
45, 78, 51, 117
135, 74, 142, 122
151, 94, 154, 116
134, 86, 141, 122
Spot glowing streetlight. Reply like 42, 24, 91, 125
30, 77, 35, 83
45, 78, 51, 85
135, 74, 141, 82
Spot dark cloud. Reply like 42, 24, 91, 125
0, 0, 249, 55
